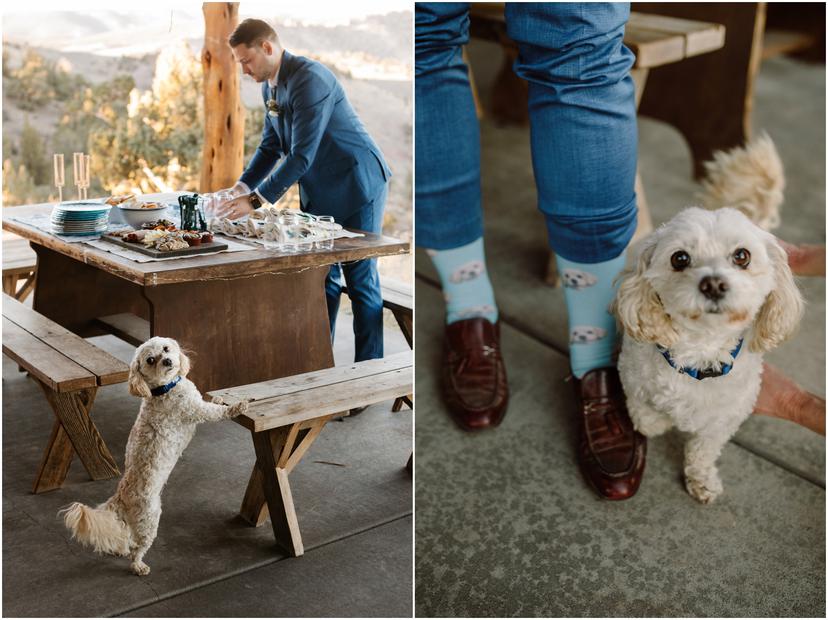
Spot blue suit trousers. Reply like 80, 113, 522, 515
325, 184, 388, 362
415, 2, 639, 263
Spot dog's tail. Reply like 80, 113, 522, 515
698, 132, 785, 230
59, 501, 131, 556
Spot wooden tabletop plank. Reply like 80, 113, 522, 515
208, 352, 412, 405
3, 204, 410, 287
3, 295, 128, 385
2, 317, 97, 392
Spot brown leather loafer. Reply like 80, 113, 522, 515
574, 367, 646, 500
441, 318, 509, 431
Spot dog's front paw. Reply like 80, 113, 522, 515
131, 561, 151, 576
685, 472, 723, 504
211, 395, 226, 405
227, 400, 249, 418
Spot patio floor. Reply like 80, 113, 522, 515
414, 43, 825, 616
2, 299, 412, 617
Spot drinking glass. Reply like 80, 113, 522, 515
261, 222, 281, 250
83, 154, 91, 199
53, 154, 64, 203
73, 152, 83, 199
278, 212, 301, 253
315, 216, 335, 250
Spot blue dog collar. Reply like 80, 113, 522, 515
657, 339, 743, 381
150, 375, 182, 396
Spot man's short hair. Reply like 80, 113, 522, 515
228, 18, 279, 48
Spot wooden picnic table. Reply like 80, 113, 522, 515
3, 203, 409, 392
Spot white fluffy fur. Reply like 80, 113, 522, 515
698, 132, 785, 231
614, 208, 803, 503
59, 337, 248, 575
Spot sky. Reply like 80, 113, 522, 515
2, 1, 411, 54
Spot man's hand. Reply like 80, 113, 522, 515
215, 194, 255, 220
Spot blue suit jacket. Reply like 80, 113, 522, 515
239, 51, 391, 222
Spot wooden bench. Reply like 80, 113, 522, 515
2, 294, 129, 493
208, 352, 412, 556
3, 238, 37, 302
342, 277, 413, 411
467, 5, 726, 284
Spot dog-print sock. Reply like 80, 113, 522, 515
557, 252, 626, 378
426, 237, 499, 325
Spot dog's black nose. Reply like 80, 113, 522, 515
699, 275, 729, 301
162, 358, 173, 367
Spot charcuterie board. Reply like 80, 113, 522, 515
101, 233, 228, 258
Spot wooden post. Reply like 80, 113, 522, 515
201, 2, 245, 192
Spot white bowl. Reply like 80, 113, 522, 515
117, 204, 170, 229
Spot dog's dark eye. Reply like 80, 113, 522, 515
732, 248, 751, 269
146, 356, 156, 365
163, 346, 169, 353
670, 251, 691, 271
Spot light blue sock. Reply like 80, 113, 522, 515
557, 252, 626, 378
427, 237, 499, 324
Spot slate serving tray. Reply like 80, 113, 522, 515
101, 233, 228, 258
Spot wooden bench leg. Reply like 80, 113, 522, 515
392, 394, 413, 412
35, 383, 120, 486
15, 272, 36, 302
3, 274, 19, 298
33, 420, 75, 494
241, 416, 334, 555
252, 429, 304, 557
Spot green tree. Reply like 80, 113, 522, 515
88, 41, 205, 192
6, 49, 51, 110
20, 118, 49, 185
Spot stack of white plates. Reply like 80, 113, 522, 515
51, 202, 112, 236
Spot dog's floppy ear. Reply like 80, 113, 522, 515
128, 355, 151, 399
179, 350, 191, 377
749, 235, 804, 353
611, 235, 679, 347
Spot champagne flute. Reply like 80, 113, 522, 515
73, 152, 83, 200
53, 154, 64, 203
83, 154, 91, 200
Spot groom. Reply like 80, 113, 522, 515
222, 18, 392, 367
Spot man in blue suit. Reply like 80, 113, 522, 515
221, 18, 392, 368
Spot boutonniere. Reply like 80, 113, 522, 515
266, 98, 282, 118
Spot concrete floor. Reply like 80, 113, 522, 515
414, 42, 825, 616
2, 306, 412, 617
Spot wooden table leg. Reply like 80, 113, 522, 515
36, 383, 120, 483
32, 245, 148, 336
143, 267, 335, 392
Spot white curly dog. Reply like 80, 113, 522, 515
60, 337, 248, 575
614, 207, 802, 504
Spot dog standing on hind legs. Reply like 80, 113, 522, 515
60, 337, 248, 575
